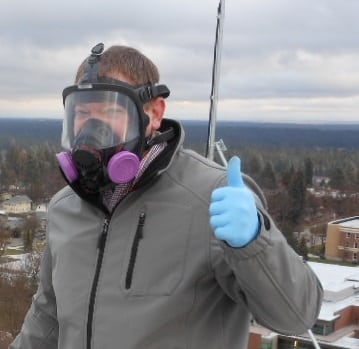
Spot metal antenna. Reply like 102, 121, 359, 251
308, 329, 321, 349
206, 0, 226, 160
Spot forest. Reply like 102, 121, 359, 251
1, 118, 359, 341
0, 119, 359, 239
0, 118, 359, 238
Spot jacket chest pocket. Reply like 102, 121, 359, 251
121, 203, 191, 296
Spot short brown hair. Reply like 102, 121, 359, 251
75, 45, 160, 87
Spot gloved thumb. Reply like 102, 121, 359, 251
227, 156, 244, 188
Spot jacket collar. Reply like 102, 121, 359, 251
132, 118, 184, 189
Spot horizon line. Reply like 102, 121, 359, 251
0, 116, 359, 126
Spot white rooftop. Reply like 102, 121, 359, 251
308, 262, 359, 322
329, 216, 359, 229
340, 220, 359, 229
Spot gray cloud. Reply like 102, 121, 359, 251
1, 0, 359, 121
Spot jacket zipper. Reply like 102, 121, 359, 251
125, 212, 146, 289
86, 218, 110, 349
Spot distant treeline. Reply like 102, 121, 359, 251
182, 120, 359, 151
0, 118, 359, 150
0, 118, 62, 148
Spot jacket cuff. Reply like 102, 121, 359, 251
222, 210, 272, 260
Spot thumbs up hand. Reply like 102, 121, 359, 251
209, 156, 260, 248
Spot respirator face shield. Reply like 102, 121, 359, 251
62, 85, 146, 152
57, 83, 151, 191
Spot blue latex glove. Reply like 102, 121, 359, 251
209, 156, 260, 248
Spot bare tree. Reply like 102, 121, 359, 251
0, 221, 10, 257
0, 330, 13, 349
0, 273, 36, 337
23, 240, 44, 285
0, 239, 44, 338
22, 215, 40, 253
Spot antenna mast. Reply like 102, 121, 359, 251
206, 0, 226, 160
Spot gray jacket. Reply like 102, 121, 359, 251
11, 119, 323, 349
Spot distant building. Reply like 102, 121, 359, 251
326, 216, 359, 263
2, 195, 32, 214
35, 203, 48, 213
0, 192, 12, 201
249, 262, 359, 349
5, 216, 24, 230
312, 176, 330, 188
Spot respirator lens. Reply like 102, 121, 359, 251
62, 90, 141, 150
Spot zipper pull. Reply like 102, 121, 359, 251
137, 212, 146, 239
97, 218, 109, 250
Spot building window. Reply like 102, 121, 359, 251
261, 342, 272, 349
355, 242, 358, 249
345, 242, 349, 248
312, 322, 334, 336
354, 253, 357, 261
312, 323, 325, 335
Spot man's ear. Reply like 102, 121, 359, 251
146, 97, 166, 131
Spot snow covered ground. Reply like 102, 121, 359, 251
1, 253, 29, 271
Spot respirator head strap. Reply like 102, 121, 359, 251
80, 43, 105, 84
137, 83, 170, 104
94, 77, 170, 104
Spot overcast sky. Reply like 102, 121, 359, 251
1, 0, 359, 123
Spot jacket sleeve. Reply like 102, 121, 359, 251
9, 243, 59, 348
211, 201, 323, 336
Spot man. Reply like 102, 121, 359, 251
10, 43, 323, 349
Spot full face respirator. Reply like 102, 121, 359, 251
57, 43, 170, 194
